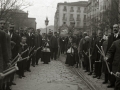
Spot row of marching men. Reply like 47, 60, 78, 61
0, 18, 60, 90
64, 24, 120, 90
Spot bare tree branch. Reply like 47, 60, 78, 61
0, 0, 32, 20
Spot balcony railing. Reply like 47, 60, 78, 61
69, 18, 74, 21
76, 18, 80, 21
62, 17, 67, 21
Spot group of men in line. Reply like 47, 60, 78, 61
59, 24, 120, 90
77, 24, 120, 90
0, 18, 60, 90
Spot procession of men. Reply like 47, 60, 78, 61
0, 17, 120, 90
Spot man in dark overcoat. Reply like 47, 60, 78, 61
50, 32, 58, 60
35, 29, 42, 65
93, 31, 104, 79
2, 21, 12, 90
9, 24, 20, 86
88, 32, 97, 75
0, 20, 10, 90
106, 39, 120, 90
106, 24, 120, 88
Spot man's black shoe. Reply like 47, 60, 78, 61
32, 64, 35, 67
93, 75, 98, 78
102, 81, 108, 84
27, 69, 31, 72
107, 84, 114, 88
97, 76, 100, 79
6, 87, 11, 90
19, 76, 22, 79
11, 82, 16, 85
88, 72, 92, 75
84, 70, 88, 72
22, 75, 26, 77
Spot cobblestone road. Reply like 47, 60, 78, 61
12, 57, 90, 90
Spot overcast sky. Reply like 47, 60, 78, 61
24, 0, 88, 29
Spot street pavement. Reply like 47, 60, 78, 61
12, 54, 114, 90
60, 54, 114, 90
12, 56, 90, 90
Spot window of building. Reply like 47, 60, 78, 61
77, 22, 80, 27
63, 22, 66, 24
84, 15, 86, 20
63, 13, 66, 20
77, 14, 80, 21
70, 14, 74, 21
63, 6, 67, 11
84, 23, 86, 26
77, 7, 81, 12
70, 7, 74, 12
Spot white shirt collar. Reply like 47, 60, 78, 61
114, 32, 119, 38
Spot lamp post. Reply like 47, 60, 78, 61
45, 17, 49, 35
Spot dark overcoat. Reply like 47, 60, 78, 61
6, 34, 12, 61
11, 33, 20, 58
106, 39, 120, 73
0, 31, 9, 72
50, 36, 58, 48
106, 33, 120, 64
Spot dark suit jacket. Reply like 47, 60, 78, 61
38, 34, 42, 47
0, 31, 9, 72
106, 39, 120, 73
50, 36, 58, 48
29, 34, 35, 47
107, 33, 120, 52
6, 33, 12, 61
106, 33, 120, 63
11, 33, 20, 58
34, 34, 42, 49
92, 38, 104, 61
60, 37, 65, 48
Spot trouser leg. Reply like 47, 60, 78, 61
32, 55, 36, 66
104, 73, 108, 82
95, 62, 99, 76
26, 58, 31, 70
54, 48, 58, 60
98, 62, 102, 77
50, 48, 53, 59
115, 77, 120, 90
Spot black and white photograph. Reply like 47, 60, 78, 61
0, 0, 120, 90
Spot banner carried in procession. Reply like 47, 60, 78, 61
59, 24, 69, 36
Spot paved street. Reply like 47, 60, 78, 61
12, 56, 90, 90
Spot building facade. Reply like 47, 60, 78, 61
54, 1, 88, 35
2, 9, 36, 30
86, 0, 119, 35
